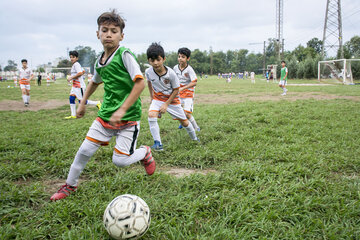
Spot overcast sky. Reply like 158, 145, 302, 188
0, 0, 359, 68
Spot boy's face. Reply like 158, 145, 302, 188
178, 53, 189, 66
148, 56, 165, 72
281, 62, 286, 67
97, 23, 124, 50
22, 62, 27, 68
70, 55, 78, 64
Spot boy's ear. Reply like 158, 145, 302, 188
163, 57, 166, 61
96, 31, 100, 39
120, 32, 124, 41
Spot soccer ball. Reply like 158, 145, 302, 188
103, 194, 151, 239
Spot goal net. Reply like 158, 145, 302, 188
318, 59, 360, 85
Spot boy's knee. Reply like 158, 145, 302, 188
148, 111, 158, 118
112, 153, 128, 167
180, 119, 189, 127
78, 139, 99, 157
185, 112, 192, 119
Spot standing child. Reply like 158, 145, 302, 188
50, 10, 155, 201
250, 71, 255, 83
279, 61, 288, 95
146, 43, 199, 151
18, 59, 33, 107
65, 50, 101, 119
46, 73, 51, 86
173, 47, 200, 131
13, 75, 18, 88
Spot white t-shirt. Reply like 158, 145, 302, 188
19, 67, 33, 85
71, 62, 86, 88
145, 66, 180, 104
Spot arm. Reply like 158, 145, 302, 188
109, 78, 145, 126
147, 80, 154, 102
69, 71, 84, 81
179, 81, 197, 92
160, 88, 179, 113
76, 81, 100, 118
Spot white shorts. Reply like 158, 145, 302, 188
70, 87, 85, 100
180, 98, 194, 113
86, 120, 140, 156
20, 84, 30, 90
279, 80, 287, 86
149, 99, 187, 120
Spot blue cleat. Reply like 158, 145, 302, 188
178, 124, 183, 129
151, 140, 164, 151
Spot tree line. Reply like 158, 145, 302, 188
2, 36, 359, 79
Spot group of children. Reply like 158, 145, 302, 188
15, 9, 289, 201
50, 10, 201, 201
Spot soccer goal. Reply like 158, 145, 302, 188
318, 59, 360, 85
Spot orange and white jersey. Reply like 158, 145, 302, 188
173, 64, 197, 98
71, 62, 86, 88
145, 66, 180, 105
47, 75, 51, 82
19, 67, 33, 85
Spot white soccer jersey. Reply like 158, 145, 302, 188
145, 66, 180, 104
92, 49, 143, 84
71, 62, 86, 88
250, 72, 255, 79
173, 64, 197, 98
19, 67, 33, 85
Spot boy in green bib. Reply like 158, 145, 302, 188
279, 60, 288, 96
51, 10, 155, 201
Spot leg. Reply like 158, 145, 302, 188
148, 100, 163, 150
167, 104, 199, 141
112, 123, 155, 175
183, 98, 200, 131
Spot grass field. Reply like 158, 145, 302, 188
1, 76, 360, 239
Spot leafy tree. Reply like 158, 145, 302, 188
307, 38, 323, 54
74, 46, 97, 73
55, 59, 72, 76
4, 60, 17, 71
37, 67, 45, 73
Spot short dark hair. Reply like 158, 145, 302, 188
281, 60, 286, 64
146, 42, 165, 60
21, 59, 27, 63
178, 47, 191, 58
97, 9, 125, 32
69, 51, 79, 58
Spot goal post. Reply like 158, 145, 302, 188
318, 59, 360, 85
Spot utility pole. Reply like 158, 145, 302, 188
322, 0, 343, 58
209, 46, 213, 75
276, 0, 284, 61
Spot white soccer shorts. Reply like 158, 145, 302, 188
70, 87, 85, 100
20, 84, 30, 90
180, 98, 194, 113
86, 120, 140, 156
149, 99, 187, 120
279, 80, 287, 86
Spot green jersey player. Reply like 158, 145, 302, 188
51, 9, 155, 201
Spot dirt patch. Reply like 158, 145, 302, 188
0, 100, 68, 111
194, 92, 360, 104
163, 167, 218, 178
42, 178, 87, 194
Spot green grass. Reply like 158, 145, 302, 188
1, 76, 360, 239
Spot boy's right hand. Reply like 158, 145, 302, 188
77, 104, 86, 118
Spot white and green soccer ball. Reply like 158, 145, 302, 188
103, 194, 151, 239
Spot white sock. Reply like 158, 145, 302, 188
66, 139, 100, 186
112, 148, 146, 167
189, 116, 199, 130
148, 117, 161, 143
284, 88, 287, 92
70, 104, 76, 117
87, 100, 98, 105
22, 95, 27, 103
184, 124, 197, 140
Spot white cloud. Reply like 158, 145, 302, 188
0, 0, 359, 68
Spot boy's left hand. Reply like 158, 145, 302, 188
160, 103, 168, 113
110, 109, 126, 126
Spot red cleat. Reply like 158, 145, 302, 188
141, 146, 156, 175
50, 184, 77, 201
